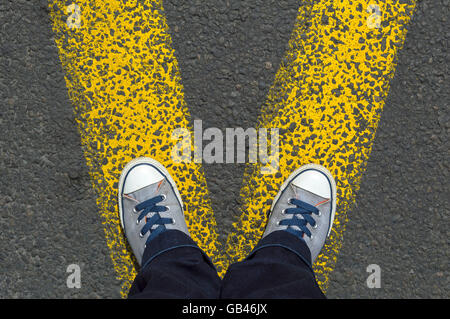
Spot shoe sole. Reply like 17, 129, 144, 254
118, 157, 184, 230
269, 163, 337, 237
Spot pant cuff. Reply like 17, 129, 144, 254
247, 230, 314, 271
141, 230, 205, 270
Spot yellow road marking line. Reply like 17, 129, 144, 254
224, 0, 416, 291
49, 0, 221, 297
50, 0, 416, 296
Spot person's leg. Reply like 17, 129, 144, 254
118, 157, 221, 298
221, 231, 325, 298
221, 164, 336, 299
128, 230, 221, 298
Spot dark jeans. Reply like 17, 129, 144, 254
128, 230, 325, 298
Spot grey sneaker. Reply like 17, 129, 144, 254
118, 157, 190, 265
262, 164, 337, 262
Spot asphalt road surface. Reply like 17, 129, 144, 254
0, 0, 448, 298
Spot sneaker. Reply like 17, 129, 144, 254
262, 164, 337, 262
118, 157, 190, 265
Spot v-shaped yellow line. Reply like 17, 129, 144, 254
49, 0, 416, 297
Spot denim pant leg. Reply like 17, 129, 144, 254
128, 230, 221, 299
220, 230, 326, 299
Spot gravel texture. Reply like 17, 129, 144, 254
0, 0, 448, 298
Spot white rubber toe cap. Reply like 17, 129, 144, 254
291, 170, 331, 199
123, 164, 164, 194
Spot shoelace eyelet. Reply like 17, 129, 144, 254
171, 218, 176, 225
136, 219, 141, 225
133, 207, 139, 214
139, 232, 144, 238
165, 206, 170, 212
160, 194, 167, 202
312, 223, 318, 229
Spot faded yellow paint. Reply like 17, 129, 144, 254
224, 0, 416, 291
49, 0, 221, 297
49, 0, 416, 297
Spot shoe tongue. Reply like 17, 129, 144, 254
291, 183, 329, 207
125, 179, 165, 203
